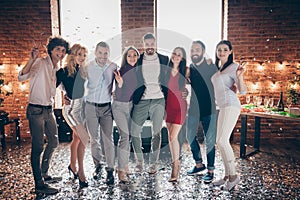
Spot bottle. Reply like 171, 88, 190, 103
277, 92, 284, 111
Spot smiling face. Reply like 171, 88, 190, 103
50, 46, 67, 64
95, 46, 109, 66
127, 49, 138, 66
75, 48, 87, 66
171, 48, 183, 66
190, 43, 205, 64
143, 38, 156, 56
216, 43, 232, 64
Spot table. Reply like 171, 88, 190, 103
0, 110, 20, 153
239, 111, 300, 158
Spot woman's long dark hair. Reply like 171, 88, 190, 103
120, 46, 140, 68
168, 47, 187, 90
215, 40, 234, 72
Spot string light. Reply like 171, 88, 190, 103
20, 83, 27, 91
278, 61, 284, 70
252, 82, 259, 90
257, 62, 264, 70
2, 82, 13, 94
271, 82, 277, 89
16, 64, 22, 72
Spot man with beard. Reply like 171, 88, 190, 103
186, 40, 218, 183
131, 33, 169, 174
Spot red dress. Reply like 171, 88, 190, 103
165, 72, 187, 125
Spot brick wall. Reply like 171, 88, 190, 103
121, 0, 156, 51
227, 0, 300, 100
227, 0, 300, 139
0, 0, 53, 138
0, 0, 299, 140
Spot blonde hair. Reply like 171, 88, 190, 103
64, 44, 88, 78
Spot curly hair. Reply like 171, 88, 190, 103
46, 36, 70, 56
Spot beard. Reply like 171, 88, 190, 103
145, 48, 155, 55
191, 54, 203, 64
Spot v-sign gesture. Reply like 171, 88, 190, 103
114, 70, 123, 88
236, 62, 246, 79
236, 62, 247, 94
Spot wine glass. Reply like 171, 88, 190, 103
253, 95, 257, 106
264, 97, 270, 108
268, 98, 274, 113
269, 98, 274, 108
256, 96, 262, 107
286, 97, 292, 110
246, 95, 251, 105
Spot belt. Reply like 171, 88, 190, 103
29, 103, 52, 109
86, 101, 110, 107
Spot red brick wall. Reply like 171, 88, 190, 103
121, 0, 156, 51
0, 0, 299, 140
227, 0, 300, 138
0, 0, 53, 138
227, 0, 300, 100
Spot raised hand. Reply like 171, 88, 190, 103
113, 70, 123, 87
236, 62, 246, 78
30, 47, 39, 60
30, 40, 40, 60
235, 62, 247, 94
206, 58, 213, 65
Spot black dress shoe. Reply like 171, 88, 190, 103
106, 170, 114, 185
93, 164, 102, 180
79, 179, 88, 189
35, 183, 59, 195
43, 175, 62, 183
68, 165, 78, 179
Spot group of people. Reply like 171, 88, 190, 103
18, 32, 247, 195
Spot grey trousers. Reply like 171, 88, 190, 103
112, 100, 133, 169
26, 104, 59, 186
85, 103, 115, 170
131, 98, 165, 165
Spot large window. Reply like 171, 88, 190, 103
60, 0, 122, 62
57, 0, 121, 108
157, 0, 222, 62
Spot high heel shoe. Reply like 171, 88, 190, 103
168, 160, 180, 182
68, 165, 78, 179
79, 178, 88, 189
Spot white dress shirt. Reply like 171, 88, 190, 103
85, 60, 117, 104
18, 56, 57, 106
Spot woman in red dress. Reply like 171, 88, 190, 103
165, 47, 188, 182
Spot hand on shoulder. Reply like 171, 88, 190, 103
206, 58, 214, 66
